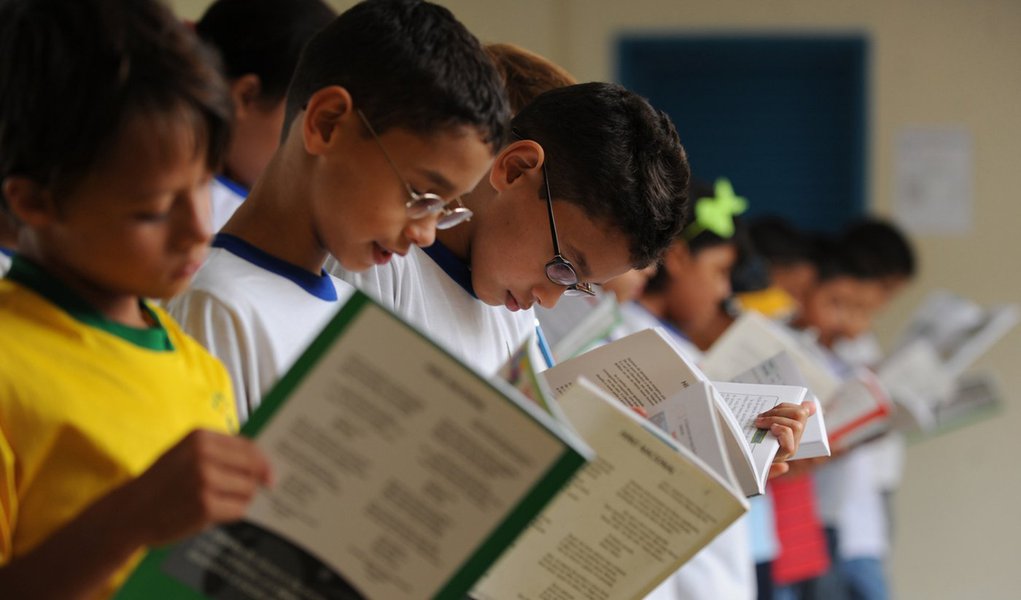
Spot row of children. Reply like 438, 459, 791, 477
0, 0, 814, 597
535, 194, 917, 600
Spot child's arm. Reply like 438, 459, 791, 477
755, 400, 816, 479
0, 429, 271, 599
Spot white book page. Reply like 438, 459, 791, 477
656, 383, 740, 493
244, 303, 584, 600
702, 312, 841, 402
711, 382, 801, 495
542, 328, 706, 411
824, 370, 892, 448
472, 379, 748, 600
730, 353, 831, 459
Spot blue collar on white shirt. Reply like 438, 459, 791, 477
422, 241, 476, 298
212, 233, 338, 301
0, 246, 13, 258
215, 174, 249, 199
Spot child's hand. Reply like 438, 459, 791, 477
117, 429, 272, 547
756, 400, 815, 479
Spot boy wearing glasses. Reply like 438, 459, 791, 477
168, 0, 509, 421
331, 82, 690, 375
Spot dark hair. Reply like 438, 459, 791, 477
513, 82, 691, 268
840, 217, 916, 280
285, 0, 509, 149
196, 0, 335, 107
749, 216, 817, 267
0, 0, 231, 210
644, 179, 756, 294
485, 43, 576, 115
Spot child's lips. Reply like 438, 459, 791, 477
372, 243, 393, 266
505, 291, 520, 312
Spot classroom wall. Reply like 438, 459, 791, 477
173, 1, 1021, 597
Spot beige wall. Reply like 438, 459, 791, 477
173, 1, 1021, 597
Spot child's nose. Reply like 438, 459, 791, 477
403, 217, 436, 248
533, 281, 565, 310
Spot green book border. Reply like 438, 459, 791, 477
118, 291, 587, 599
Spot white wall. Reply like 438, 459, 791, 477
172, 1, 1021, 597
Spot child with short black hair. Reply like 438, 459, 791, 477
196, 0, 336, 229
0, 1, 270, 596
333, 82, 692, 375
170, 0, 511, 421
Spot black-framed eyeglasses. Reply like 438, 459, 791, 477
541, 163, 595, 297
357, 110, 472, 230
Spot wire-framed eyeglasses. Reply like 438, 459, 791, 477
357, 110, 472, 230
541, 162, 595, 297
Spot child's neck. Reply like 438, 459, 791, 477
220, 153, 326, 275
17, 243, 149, 327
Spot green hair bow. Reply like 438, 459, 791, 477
684, 178, 748, 240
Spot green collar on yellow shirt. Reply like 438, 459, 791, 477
5, 255, 173, 351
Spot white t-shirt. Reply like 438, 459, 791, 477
328, 243, 534, 377
210, 175, 247, 233
168, 234, 353, 422
0, 248, 12, 277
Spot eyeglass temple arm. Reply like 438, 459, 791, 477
542, 164, 563, 257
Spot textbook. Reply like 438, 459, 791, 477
728, 352, 831, 460
116, 292, 592, 600
701, 311, 842, 403
822, 369, 893, 450
538, 328, 804, 497
472, 377, 749, 600
891, 290, 1019, 379
880, 291, 1018, 435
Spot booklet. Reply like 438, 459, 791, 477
538, 328, 804, 497
879, 291, 1018, 436
116, 292, 592, 600
701, 311, 842, 403
728, 352, 831, 460
892, 290, 1019, 379
822, 369, 893, 450
471, 378, 749, 600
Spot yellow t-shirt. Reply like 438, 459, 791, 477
736, 285, 799, 320
0, 257, 237, 597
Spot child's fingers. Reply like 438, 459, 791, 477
768, 462, 791, 480
770, 424, 797, 461
757, 402, 811, 422
197, 431, 274, 487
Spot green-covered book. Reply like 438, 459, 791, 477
116, 292, 591, 600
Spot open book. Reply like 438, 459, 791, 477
880, 291, 1018, 434
538, 328, 809, 497
475, 344, 748, 600
116, 292, 591, 600
892, 290, 1019, 378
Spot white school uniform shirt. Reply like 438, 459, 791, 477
327, 243, 534, 377
168, 234, 353, 423
0, 248, 12, 276
811, 335, 889, 561
210, 175, 247, 233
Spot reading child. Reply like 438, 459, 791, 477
0, 1, 270, 597
331, 82, 691, 375
195, 0, 336, 230
169, 0, 510, 422
638, 179, 811, 600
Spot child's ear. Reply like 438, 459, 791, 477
2, 177, 56, 227
230, 74, 263, 119
300, 86, 354, 155
489, 140, 544, 191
